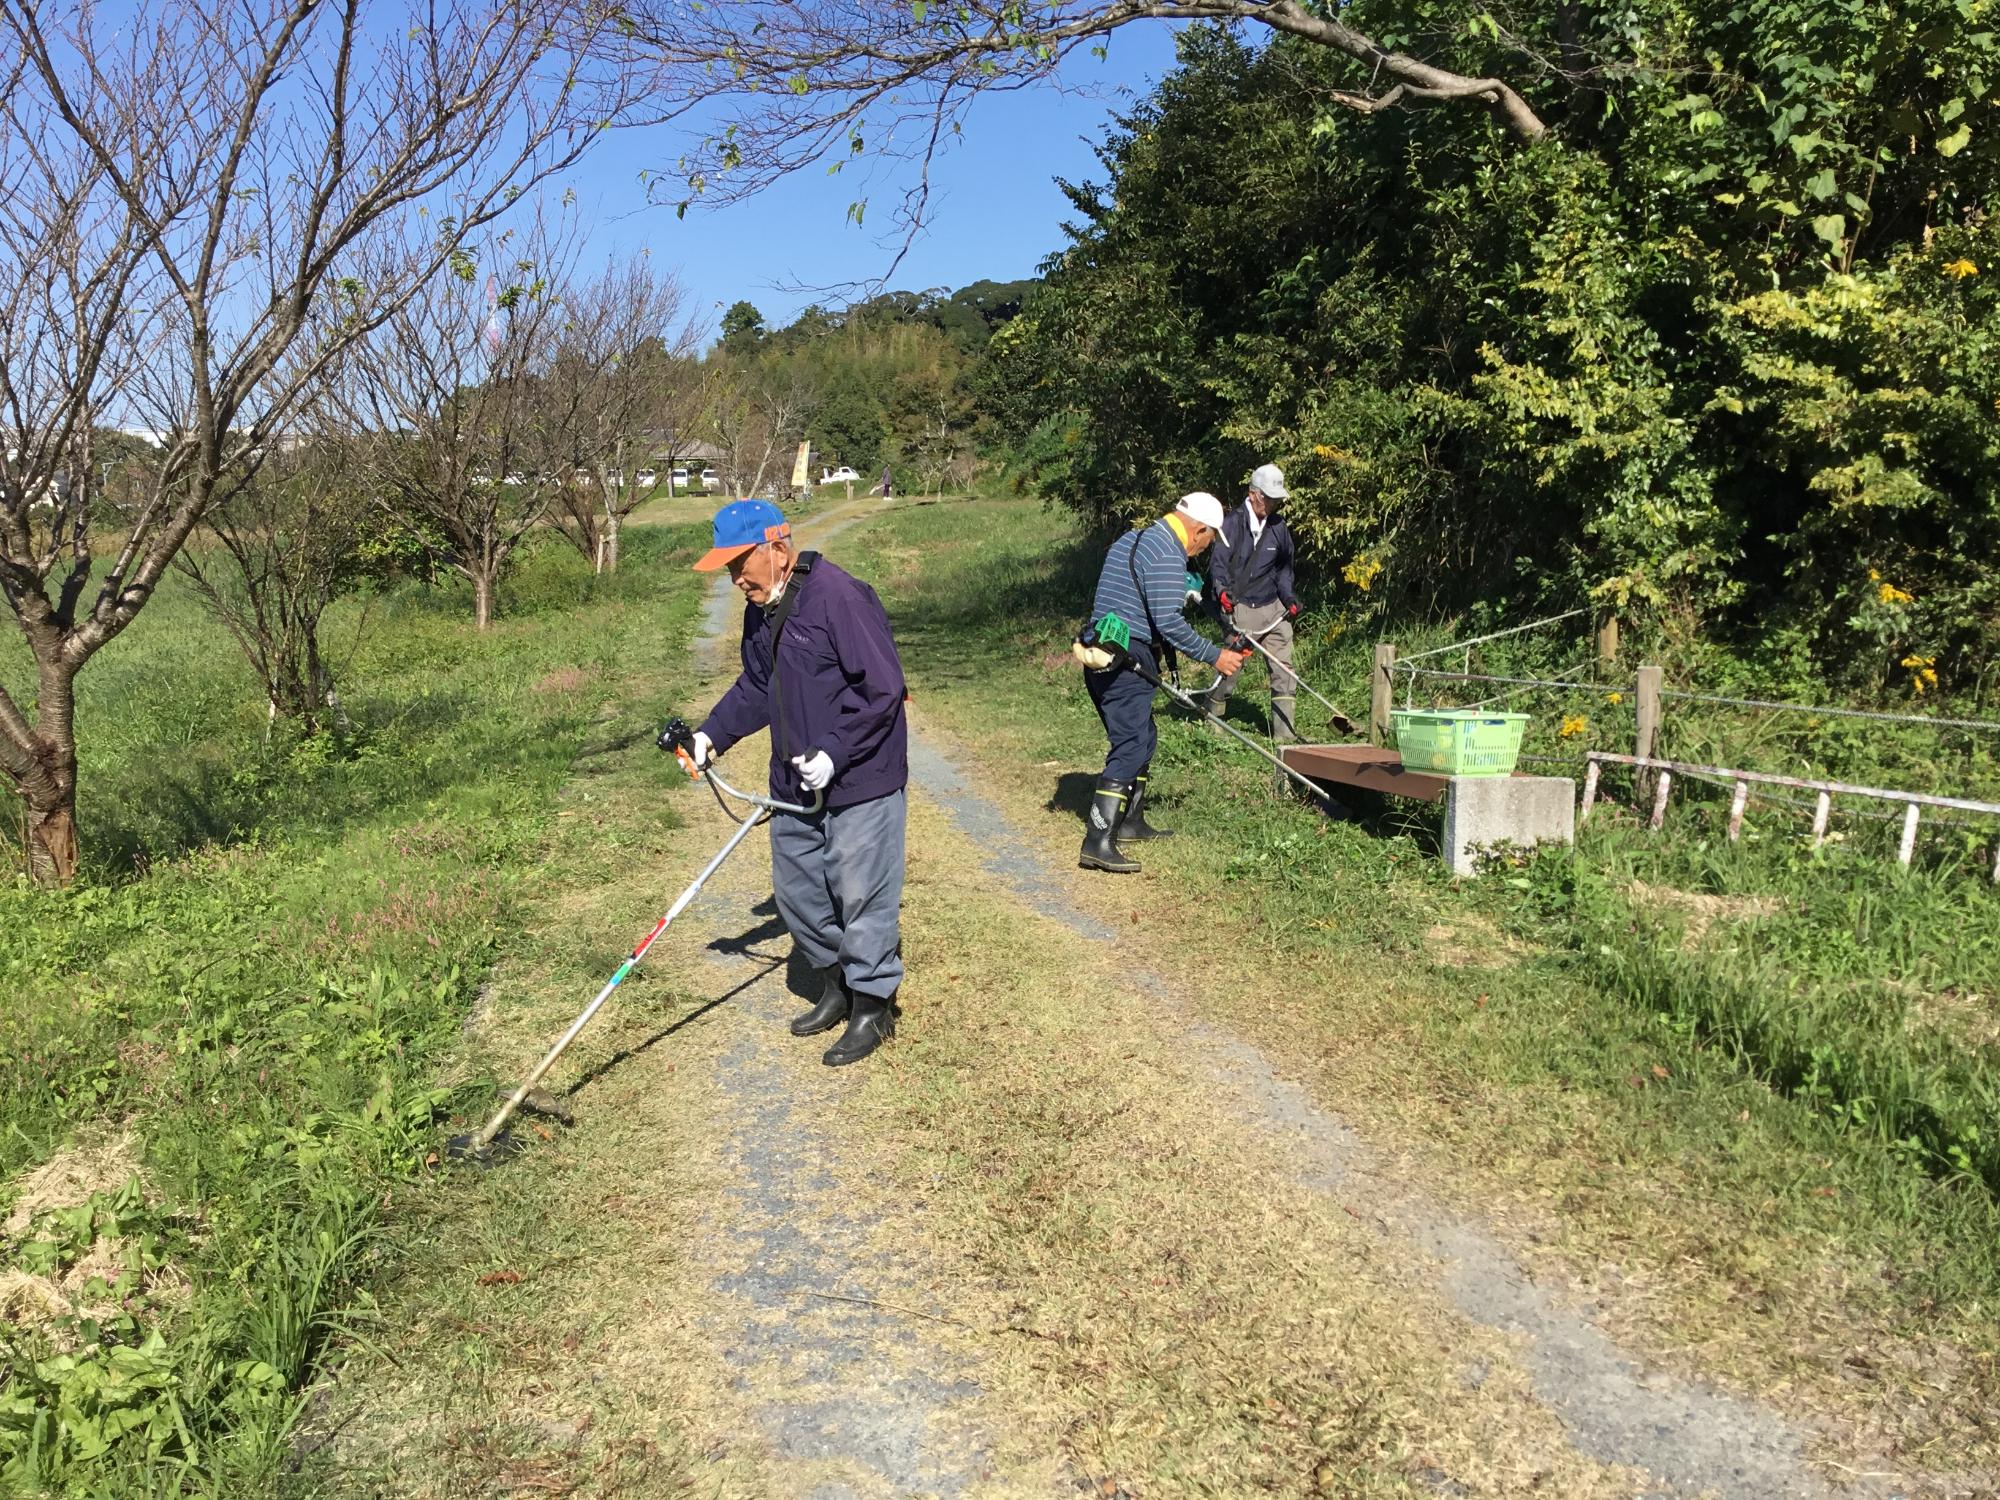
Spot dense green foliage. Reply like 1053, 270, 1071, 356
991, 11, 2000, 692
0, 530, 707, 1492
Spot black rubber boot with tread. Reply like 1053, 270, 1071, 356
1079, 779, 1140, 873
823, 992, 896, 1066
790, 967, 851, 1037
1120, 770, 1172, 841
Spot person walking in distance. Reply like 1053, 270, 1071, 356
1206, 463, 1303, 748
1078, 492, 1247, 873
683, 500, 909, 1065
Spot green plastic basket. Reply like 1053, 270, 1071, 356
1390, 709, 1530, 776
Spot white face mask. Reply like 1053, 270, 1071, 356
763, 574, 788, 606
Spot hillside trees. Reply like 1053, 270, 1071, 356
0, 0, 635, 884
988, 16, 2000, 686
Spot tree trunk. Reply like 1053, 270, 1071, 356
11, 659, 83, 885
605, 509, 622, 573
25, 794, 80, 885
473, 570, 495, 630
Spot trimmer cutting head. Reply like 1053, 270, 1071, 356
444, 1127, 523, 1168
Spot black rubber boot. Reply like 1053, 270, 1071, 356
1120, 769, 1173, 841
790, 967, 851, 1037
1078, 779, 1140, 873
823, 991, 896, 1066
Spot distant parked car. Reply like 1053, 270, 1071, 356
669, 467, 690, 492
635, 467, 657, 488
821, 465, 860, 484
700, 468, 722, 492
571, 467, 594, 485
503, 471, 527, 486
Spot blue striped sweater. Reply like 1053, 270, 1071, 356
1088, 518, 1220, 666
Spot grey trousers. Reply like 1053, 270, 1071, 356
769, 787, 907, 1000
1207, 599, 1298, 741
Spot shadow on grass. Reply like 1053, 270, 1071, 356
562, 957, 783, 1101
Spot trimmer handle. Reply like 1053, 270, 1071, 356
657, 716, 702, 779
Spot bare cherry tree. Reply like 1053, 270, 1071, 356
352, 222, 582, 629
0, 0, 639, 883
545, 255, 705, 572
611, 0, 1547, 264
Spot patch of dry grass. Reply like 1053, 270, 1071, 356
895, 706, 1999, 1495
836, 797, 1642, 1498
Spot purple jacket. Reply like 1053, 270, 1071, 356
699, 558, 908, 809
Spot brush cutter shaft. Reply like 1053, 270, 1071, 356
467, 810, 766, 1154
465, 767, 825, 1156
1138, 660, 1329, 800
1234, 630, 1359, 732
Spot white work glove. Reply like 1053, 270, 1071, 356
791, 750, 834, 792
690, 730, 715, 769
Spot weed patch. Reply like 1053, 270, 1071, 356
0, 527, 709, 1493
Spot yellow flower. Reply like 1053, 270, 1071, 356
1867, 567, 1880, 581
1313, 443, 1339, 460
1944, 258, 1980, 278
1900, 654, 1939, 694
1877, 581, 1914, 605
1341, 554, 1383, 592
1603, 691, 1624, 706
1559, 714, 1589, 738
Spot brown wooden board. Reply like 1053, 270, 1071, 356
1279, 744, 1451, 804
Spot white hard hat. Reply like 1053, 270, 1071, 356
1249, 463, 1288, 500
1175, 490, 1227, 532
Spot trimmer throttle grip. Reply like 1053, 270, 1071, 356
657, 716, 701, 778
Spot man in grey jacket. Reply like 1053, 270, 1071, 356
1205, 463, 1302, 744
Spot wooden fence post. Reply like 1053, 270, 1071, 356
1370, 643, 1397, 748
1595, 612, 1619, 668
1634, 663, 1663, 790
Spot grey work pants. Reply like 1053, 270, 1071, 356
1207, 599, 1298, 741
769, 787, 907, 1000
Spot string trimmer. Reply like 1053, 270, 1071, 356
445, 719, 822, 1166
1211, 595, 1362, 738
1075, 612, 1333, 804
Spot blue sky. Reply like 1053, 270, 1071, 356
554, 26, 1186, 337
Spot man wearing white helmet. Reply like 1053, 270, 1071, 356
1206, 462, 1302, 749
1076, 492, 1247, 873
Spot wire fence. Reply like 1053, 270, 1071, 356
1371, 609, 2000, 864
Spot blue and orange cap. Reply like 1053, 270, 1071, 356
693, 499, 790, 572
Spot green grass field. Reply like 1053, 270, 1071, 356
6, 492, 1998, 1493
834, 493, 2000, 1472
0, 530, 710, 1494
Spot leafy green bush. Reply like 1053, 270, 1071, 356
992, 11, 2000, 685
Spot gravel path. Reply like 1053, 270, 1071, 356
683, 500, 1889, 1499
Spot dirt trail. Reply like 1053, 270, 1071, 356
909, 730, 1868, 1498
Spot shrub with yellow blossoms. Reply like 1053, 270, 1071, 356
1341, 554, 1383, 592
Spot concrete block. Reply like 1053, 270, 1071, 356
1443, 775, 1575, 877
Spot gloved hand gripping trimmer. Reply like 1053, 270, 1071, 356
446, 718, 824, 1166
